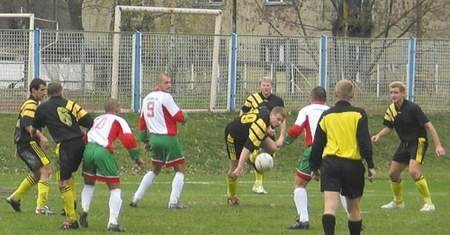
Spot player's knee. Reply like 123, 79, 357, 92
41, 165, 52, 177
408, 169, 421, 180
388, 171, 401, 181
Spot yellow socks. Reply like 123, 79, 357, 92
60, 184, 76, 221
227, 176, 237, 197
254, 171, 264, 186
11, 174, 37, 201
36, 180, 50, 208
391, 181, 404, 204
415, 175, 432, 204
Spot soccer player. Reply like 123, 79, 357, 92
372, 81, 446, 212
284, 86, 348, 230
310, 79, 376, 235
33, 81, 94, 229
240, 77, 285, 194
226, 106, 287, 205
6, 78, 54, 215
130, 73, 187, 209
79, 98, 144, 232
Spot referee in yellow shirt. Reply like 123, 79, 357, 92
310, 79, 376, 235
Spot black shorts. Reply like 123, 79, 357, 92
225, 131, 244, 161
320, 156, 365, 199
56, 137, 85, 181
16, 141, 50, 171
393, 138, 428, 164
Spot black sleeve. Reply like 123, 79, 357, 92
78, 114, 94, 129
357, 109, 374, 168
310, 115, 326, 172
279, 96, 284, 107
415, 105, 429, 127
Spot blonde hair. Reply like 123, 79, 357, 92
271, 106, 287, 119
335, 79, 354, 100
157, 72, 170, 82
389, 81, 406, 93
259, 77, 273, 85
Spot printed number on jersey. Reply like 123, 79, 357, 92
146, 101, 155, 117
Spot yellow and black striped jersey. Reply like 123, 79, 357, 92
33, 96, 93, 143
383, 100, 429, 142
226, 107, 270, 152
241, 92, 284, 113
14, 97, 40, 143
310, 100, 374, 171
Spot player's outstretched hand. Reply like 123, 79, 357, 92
368, 168, 376, 183
229, 167, 242, 180
371, 135, 379, 143
435, 145, 446, 157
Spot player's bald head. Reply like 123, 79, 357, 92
156, 73, 172, 92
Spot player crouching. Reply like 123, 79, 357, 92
225, 106, 286, 205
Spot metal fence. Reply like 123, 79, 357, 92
0, 29, 449, 114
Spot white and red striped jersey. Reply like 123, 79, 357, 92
287, 103, 329, 147
139, 89, 185, 136
87, 113, 137, 153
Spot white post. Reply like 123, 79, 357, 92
190, 63, 194, 90
0, 14, 35, 90
290, 63, 294, 93
435, 64, 438, 93
243, 63, 247, 90
28, 14, 34, 89
376, 64, 380, 97
111, 7, 121, 99
209, 13, 222, 111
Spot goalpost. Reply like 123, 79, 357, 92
0, 13, 35, 90
112, 5, 222, 111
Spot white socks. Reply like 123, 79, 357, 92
294, 187, 309, 222
81, 184, 95, 213
108, 188, 122, 225
169, 172, 185, 204
132, 171, 156, 203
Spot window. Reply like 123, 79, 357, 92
264, 0, 293, 6
260, 38, 298, 66
208, 0, 223, 5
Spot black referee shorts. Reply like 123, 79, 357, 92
320, 156, 365, 199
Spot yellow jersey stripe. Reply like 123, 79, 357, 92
248, 129, 262, 147
21, 109, 36, 118
21, 100, 37, 109
72, 103, 88, 121
20, 102, 37, 118
250, 121, 266, 140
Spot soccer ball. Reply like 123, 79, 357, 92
254, 152, 274, 172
